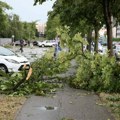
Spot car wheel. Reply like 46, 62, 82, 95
0, 65, 8, 73
42, 44, 44, 47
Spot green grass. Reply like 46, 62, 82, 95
100, 93, 120, 120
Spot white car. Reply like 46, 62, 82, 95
38, 40, 56, 47
0, 46, 30, 73
113, 45, 120, 59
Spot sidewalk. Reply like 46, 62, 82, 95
15, 86, 114, 120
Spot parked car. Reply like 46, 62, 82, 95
113, 45, 120, 60
0, 46, 30, 73
14, 40, 27, 46
38, 40, 57, 47
91, 42, 107, 55
32, 41, 39, 46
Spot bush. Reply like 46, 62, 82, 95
31, 51, 70, 82
112, 38, 120, 42
71, 53, 120, 93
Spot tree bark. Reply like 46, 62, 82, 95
94, 27, 99, 52
87, 28, 92, 52
102, 0, 113, 56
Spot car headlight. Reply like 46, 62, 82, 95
5, 59, 19, 64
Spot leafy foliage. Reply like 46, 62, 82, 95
0, 1, 12, 37
31, 50, 70, 81
0, 1, 36, 40
112, 38, 120, 42
6, 14, 36, 40
45, 14, 60, 39
71, 53, 120, 92
0, 69, 63, 96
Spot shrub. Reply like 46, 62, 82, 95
30, 51, 70, 82
112, 38, 120, 42
71, 53, 120, 93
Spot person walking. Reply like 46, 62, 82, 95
20, 39, 24, 53
54, 41, 61, 59
27, 40, 30, 47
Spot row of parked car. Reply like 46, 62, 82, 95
97, 40, 120, 60
13, 40, 57, 47
1, 37, 120, 74
12, 40, 28, 46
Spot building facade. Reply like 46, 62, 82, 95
36, 22, 46, 37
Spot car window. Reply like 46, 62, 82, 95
0, 46, 15, 56
46, 41, 49, 43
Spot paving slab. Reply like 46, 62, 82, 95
15, 86, 114, 120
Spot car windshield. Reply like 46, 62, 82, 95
0, 46, 15, 56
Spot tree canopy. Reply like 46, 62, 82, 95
34, 0, 120, 56
0, 1, 37, 40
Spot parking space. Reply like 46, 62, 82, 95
11, 46, 49, 63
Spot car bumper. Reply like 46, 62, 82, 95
7, 62, 30, 72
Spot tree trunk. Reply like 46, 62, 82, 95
103, 0, 113, 56
94, 27, 99, 52
87, 28, 92, 52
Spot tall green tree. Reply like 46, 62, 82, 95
101, 0, 120, 56
0, 1, 11, 37
7, 14, 23, 40
45, 13, 60, 39
23, 21, 36, 40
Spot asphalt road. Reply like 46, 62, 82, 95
11, 46, 49, 62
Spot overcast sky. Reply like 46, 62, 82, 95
2, 0, 55, 23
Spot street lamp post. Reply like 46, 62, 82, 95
12, 35, 15, 51
12, 35, 15, 44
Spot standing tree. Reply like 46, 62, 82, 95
0, 1, 11, 37
45, 13, 60, 39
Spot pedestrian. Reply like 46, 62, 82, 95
20, 39, 24, 53
27, 40, 30, 47
53, 41, 61, 59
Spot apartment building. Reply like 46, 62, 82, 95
36, 22, 46, 37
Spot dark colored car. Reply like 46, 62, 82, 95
14, 40, 27, 46
32, 41, 38, 46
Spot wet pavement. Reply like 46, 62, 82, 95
11, 46, 49, 62
15, 86, 114, 120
